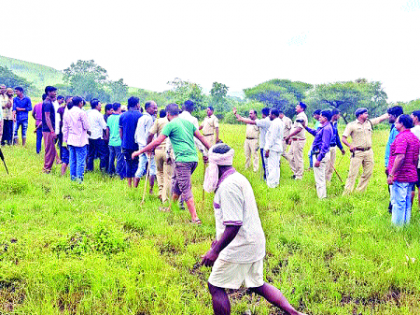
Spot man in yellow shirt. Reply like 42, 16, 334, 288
200, 106, 219, 147
341, 107, 389, 194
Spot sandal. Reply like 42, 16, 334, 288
191, 218, 202, 225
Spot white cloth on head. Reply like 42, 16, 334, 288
203, 144, 234, 193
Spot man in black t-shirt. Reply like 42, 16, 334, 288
41, 86, 57, 174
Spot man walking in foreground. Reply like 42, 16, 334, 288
41, 86, 58, 174
132, 103, 210, 224
341, 108, 389, 194
284, 102, 308, 180
201, 143, 306, 315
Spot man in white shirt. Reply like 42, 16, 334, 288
86, 99, 108, 172
264, 108, 284, 188
234, 107, 271, 180
201, 143, 306, 315
134, 101, 158, 190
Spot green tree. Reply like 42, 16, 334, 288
167, 77, 207, 110
107, 79, 128, 103
210, 82, 229, 112
244, 79, 312, 117
0, 66, 33, 93
63, 60, 109, 101
309, 79, 388, 123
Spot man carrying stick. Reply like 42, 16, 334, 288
132, 104, 210, 224
201, 143, 306, 315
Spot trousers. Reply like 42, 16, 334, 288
69, 145, 88, 182
42, 132, 57, 173
155, 148, 174, 203
266, 150, 281, 188
284, 139, 306, 179
313, 152, 331, 199
343, 149, 374, 194
244, 138, 259, 172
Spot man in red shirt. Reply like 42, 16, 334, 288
387, 114, 420, 226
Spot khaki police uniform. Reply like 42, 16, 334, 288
281, 116, 293, 156
342, 117, 382, 194
244, 124, 260, 172
149, 117, 173, 203
283, 112, 308, 179
202, 114, 219, 147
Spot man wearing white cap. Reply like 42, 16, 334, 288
201, 143, 306, 315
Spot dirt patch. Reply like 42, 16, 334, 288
0, 281, 25, 313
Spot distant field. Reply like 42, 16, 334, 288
1, 121, 419, 314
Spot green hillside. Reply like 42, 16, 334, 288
0, 55, 64, 92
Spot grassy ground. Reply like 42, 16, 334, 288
1, 122, 420, 315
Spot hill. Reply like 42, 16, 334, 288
0, 55, 64, 92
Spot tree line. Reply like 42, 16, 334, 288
1, 59, 417, 122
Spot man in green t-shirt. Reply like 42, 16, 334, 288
132, 103, 211, 224
107, 103, 125, 179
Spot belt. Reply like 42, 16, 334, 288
292, 138, 305, 141
204, 133, 214, 136
246, 137, 258, 140
355, 147, 371, 151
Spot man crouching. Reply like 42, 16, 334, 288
201, 143, 306, 315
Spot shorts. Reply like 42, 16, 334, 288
208, 259, 264, 290
172, 161, 197, 201
135, 153, 157, 178
60, 145, 70, 164
122, 148, 139, 178
14, 118, 28, 139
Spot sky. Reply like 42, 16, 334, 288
1, 0, 420, 102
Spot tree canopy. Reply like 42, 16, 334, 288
0, 66, 33, 93
309, 79, 388, 123
244, 79, 312, 117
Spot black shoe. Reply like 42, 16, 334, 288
291, 175, 296, 179
388, 202, 392, 214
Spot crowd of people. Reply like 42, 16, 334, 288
234, 103, 420, 227
2, 83, 420, 315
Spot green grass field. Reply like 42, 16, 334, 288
1, 121, 420, 315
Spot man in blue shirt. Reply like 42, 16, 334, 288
304, 110, 333, 199
326, 109, 346, 182
119, 96, 142, 187
385, 106, 403, 213
12, 86, 32, 146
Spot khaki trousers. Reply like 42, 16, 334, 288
204, 134, 215, 147
154, 148, 173, 203
244, 138, 259, 172
325, 146, 337, 182
343, 149, 374, 195
313, 152, 330, 199
284, 139, 306, 179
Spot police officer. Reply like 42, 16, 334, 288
284, 102, 308, 180
200, 106, 219, 147
341, 108, 389, 194
243, 110, 260, 172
